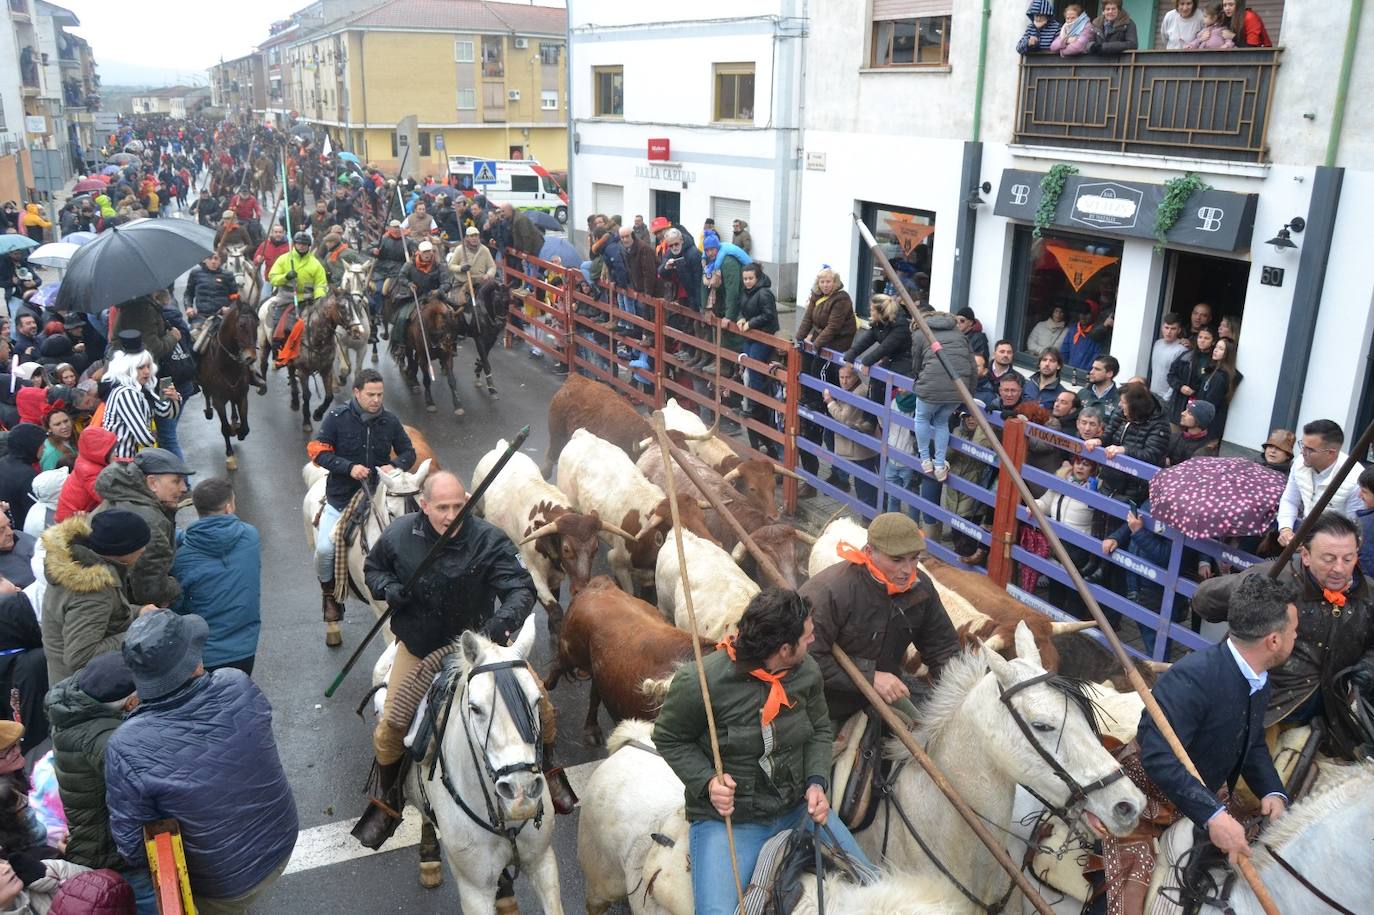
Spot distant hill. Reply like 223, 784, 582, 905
99, 58, 208, 89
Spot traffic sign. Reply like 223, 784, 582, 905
434, 135, 444, 151
472, 159, 498, 185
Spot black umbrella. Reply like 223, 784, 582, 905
527, 210, 563, 232
56, 218, 217, 314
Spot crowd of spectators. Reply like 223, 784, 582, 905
1017, 0, 1272, 57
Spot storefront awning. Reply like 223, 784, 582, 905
993, 168, 1257, 253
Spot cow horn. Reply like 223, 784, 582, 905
793, 530, 817, 546
1049, 620, 1098, 636
637, 437, 655, 452
518, 521, 561, 546
981, 632, 1008, 652
1143, 660, 1173, 673
640, 511, 664, 535
682, 428, 717, 441
730, 542, 748, 564
599, 520, 637, 542
723, 467, 743, 483
771, 462, 806, 481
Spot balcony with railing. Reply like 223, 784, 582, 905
1014, 49, 1282, 164
8, 0, 29, 19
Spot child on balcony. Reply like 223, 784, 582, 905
1186, 3, 1236, 49
1016, 0, 1062, 55
1050, 4, 1097, 57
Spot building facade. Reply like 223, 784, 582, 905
209, 53, 266, 124
797, 0, 1374, 452
569, 1, 806, 297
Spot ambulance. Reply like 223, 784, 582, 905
447, 156, 569, 224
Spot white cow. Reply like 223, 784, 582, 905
655, 527, 759, 641
557, 428, 673, 595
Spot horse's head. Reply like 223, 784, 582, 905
479, 279, 510, 322
980, 623, 1143, 839
423, 297, 461, 349
454, 614, 545, 822
374, 458, 432, 521
227, 301, 259, 364
303, 294, 343, 349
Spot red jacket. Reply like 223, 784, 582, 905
231, 194, 261, 220
254, 238, 290, 273
55, 426, 116, 522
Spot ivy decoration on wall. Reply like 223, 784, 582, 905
1033, 164, 1077, 238
1154, 172, 1210, 252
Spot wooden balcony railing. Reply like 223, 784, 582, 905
1015, 49, 1281, 164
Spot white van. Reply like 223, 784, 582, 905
447, 156, 568, 224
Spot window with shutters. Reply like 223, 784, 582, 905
593, 66, 623, 118
457, 88, 476, 110
870, 2, 952, 67
455, 40, 474, 63
713, 63, 755, 123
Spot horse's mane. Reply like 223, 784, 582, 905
1253, 761, 1374, 861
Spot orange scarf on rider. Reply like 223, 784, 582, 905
1324, 588, 1347, 608
836, 541, 913, 596
717, 637, 794, 727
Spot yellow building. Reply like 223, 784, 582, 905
280, 0, 567, 178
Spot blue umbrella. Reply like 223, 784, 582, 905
337, 151, 361, 165
528, 210, 563, 232
33, 281, 61, 309
539, 236, 580, 268
101, 164, 121, 175
62, 231, 98, 246
0, 234, 37, 255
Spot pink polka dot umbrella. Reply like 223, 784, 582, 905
1148, 457, 1287, 539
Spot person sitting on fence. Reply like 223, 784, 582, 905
1016, 0, 1062, 54
823, 364, 880, 507
1275, 419, 1366, 548
1165, 400, 1218, 466
1050, 3, 1098, 56
910, 306, 976, 485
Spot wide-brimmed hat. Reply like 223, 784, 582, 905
123, 610, 209, 701
1262, 429, 1296, 457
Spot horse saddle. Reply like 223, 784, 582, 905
831, 709, 884, 832
273, 303, 298, 343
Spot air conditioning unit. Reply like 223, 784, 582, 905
507, 89, 521, 101
514, 38, 528, 49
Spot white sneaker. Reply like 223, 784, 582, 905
934, 463, 949, 482
921, 459, 935, 476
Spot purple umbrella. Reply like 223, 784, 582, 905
33, 281, 61, 309
1148, 457, 1287, 539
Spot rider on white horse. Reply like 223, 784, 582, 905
353, 469, 542, 853
652, 588, 874, 915
306, 368, 415, 646
317, 226, 368, 284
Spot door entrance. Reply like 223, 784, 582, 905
653, 189, 681, 227
1160, 251, 1251, 340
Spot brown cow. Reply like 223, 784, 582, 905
546, 575, 713, 746
545, 374, 652, 474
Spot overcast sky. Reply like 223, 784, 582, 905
59, 0, 565, 86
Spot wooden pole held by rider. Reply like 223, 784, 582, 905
659, 433, 1056, 915
853, 215, 1281, 915
652, 412, 745, 909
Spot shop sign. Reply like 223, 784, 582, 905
994, 168, 1258, 253
647, 138, 670, 161
806, 151, 826, 171
633, 164, 696, 185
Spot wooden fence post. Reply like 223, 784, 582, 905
782, 346, 802, 515
987, 416, 1028, 588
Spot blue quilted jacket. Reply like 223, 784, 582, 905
105, 670, 297, 900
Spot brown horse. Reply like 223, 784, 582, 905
287, 295, 345, 432
400, 293, 464, 416
197, 302, 262, 471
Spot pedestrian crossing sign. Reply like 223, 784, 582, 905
473, 160, 498, 184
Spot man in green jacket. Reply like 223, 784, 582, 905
652, 589, 872, 914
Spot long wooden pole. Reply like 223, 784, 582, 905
659, 433, 1054, 915
852, 215, 1280, 915
652, 412, 744, 908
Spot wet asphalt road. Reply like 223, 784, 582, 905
174, 325, 612, 913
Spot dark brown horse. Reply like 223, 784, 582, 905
288, 294, 345, 432
197, 302, 262, 471
401, 293, 464, 416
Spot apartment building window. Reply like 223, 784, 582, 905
713, 63, 755, 122
483, 83, 505, 112
482, 36, 504, 78
541, 90, 558, 110
539, 43, 560, 65
593, 66, 623, 117
457, 88, 476, 110
455, 40, 474, 63
389, 132, 431, 157
871, 3, 952, 67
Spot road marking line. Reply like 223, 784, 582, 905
282, 758, 603, 876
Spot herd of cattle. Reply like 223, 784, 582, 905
461, 374, 1168, 747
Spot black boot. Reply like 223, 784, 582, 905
351, 758, 406, 850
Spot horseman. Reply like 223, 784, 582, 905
328, 183, 357, 227
213, 211, 252, 255
265, 232, 329, 355
446, 226, 497, 306
308, 367, 414, 649
184, 253, 239, 332
390, 240, 450, 357
309, 200, 331, 241
317, 226, 367, 285
1193, 511, 1374, 760
253, 224, 290, 288
368, 220, 409, 330
228, 187, 263, 247
354, 469, 538, 850
802, 513, 961, 725
401, 199, 434, 242
652, 588, 874, 915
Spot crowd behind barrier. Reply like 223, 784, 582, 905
498, 248, 1267, 662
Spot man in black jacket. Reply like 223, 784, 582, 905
183, 253, 238, 329
355, 469, 535, 848
1139, 573, 1294, 866
308, 369, 414, 642
735, 262, 780, 456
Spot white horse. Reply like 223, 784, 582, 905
577, 623, 1144, 914
223, 243, 261, 308
408, 615, 565, 914
334, 261, 372, 384
302, 460, 432, 635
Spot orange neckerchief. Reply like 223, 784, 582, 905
835, 541, 913, 596
717, 638, 794, 726
1072, 321, 1093, 345
1323, 588, 1347, 608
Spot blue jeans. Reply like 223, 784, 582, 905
121, 866, 157, 915
914, 400, 957, 467
155, 405, 182, 458
885, 462, 916, 517
315, 502, 342, 582
689, 802, 872, 915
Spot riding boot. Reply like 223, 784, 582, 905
321, 580, 344, 647
351, 757, 407, 850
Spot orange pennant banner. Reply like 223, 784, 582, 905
1044, 243, 1120, 292
883, 216, 936, 257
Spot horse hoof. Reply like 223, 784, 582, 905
454, 407, 465, 417
495, 898, 519, 915
371, 352, 378, 364
583, 728, 605, 748
324, 622, 342, 647
256, 385, 267, 396
290, 400, 300, 412
203, 408, 213, 420
487, 387, 498, 398
418, 861, 443, 889
426, 403, 437, 413
225, 455, 238, 471
303, 422, 313, 433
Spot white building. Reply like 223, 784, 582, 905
569, 1, 806, 297
798, 0, 1374, 452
